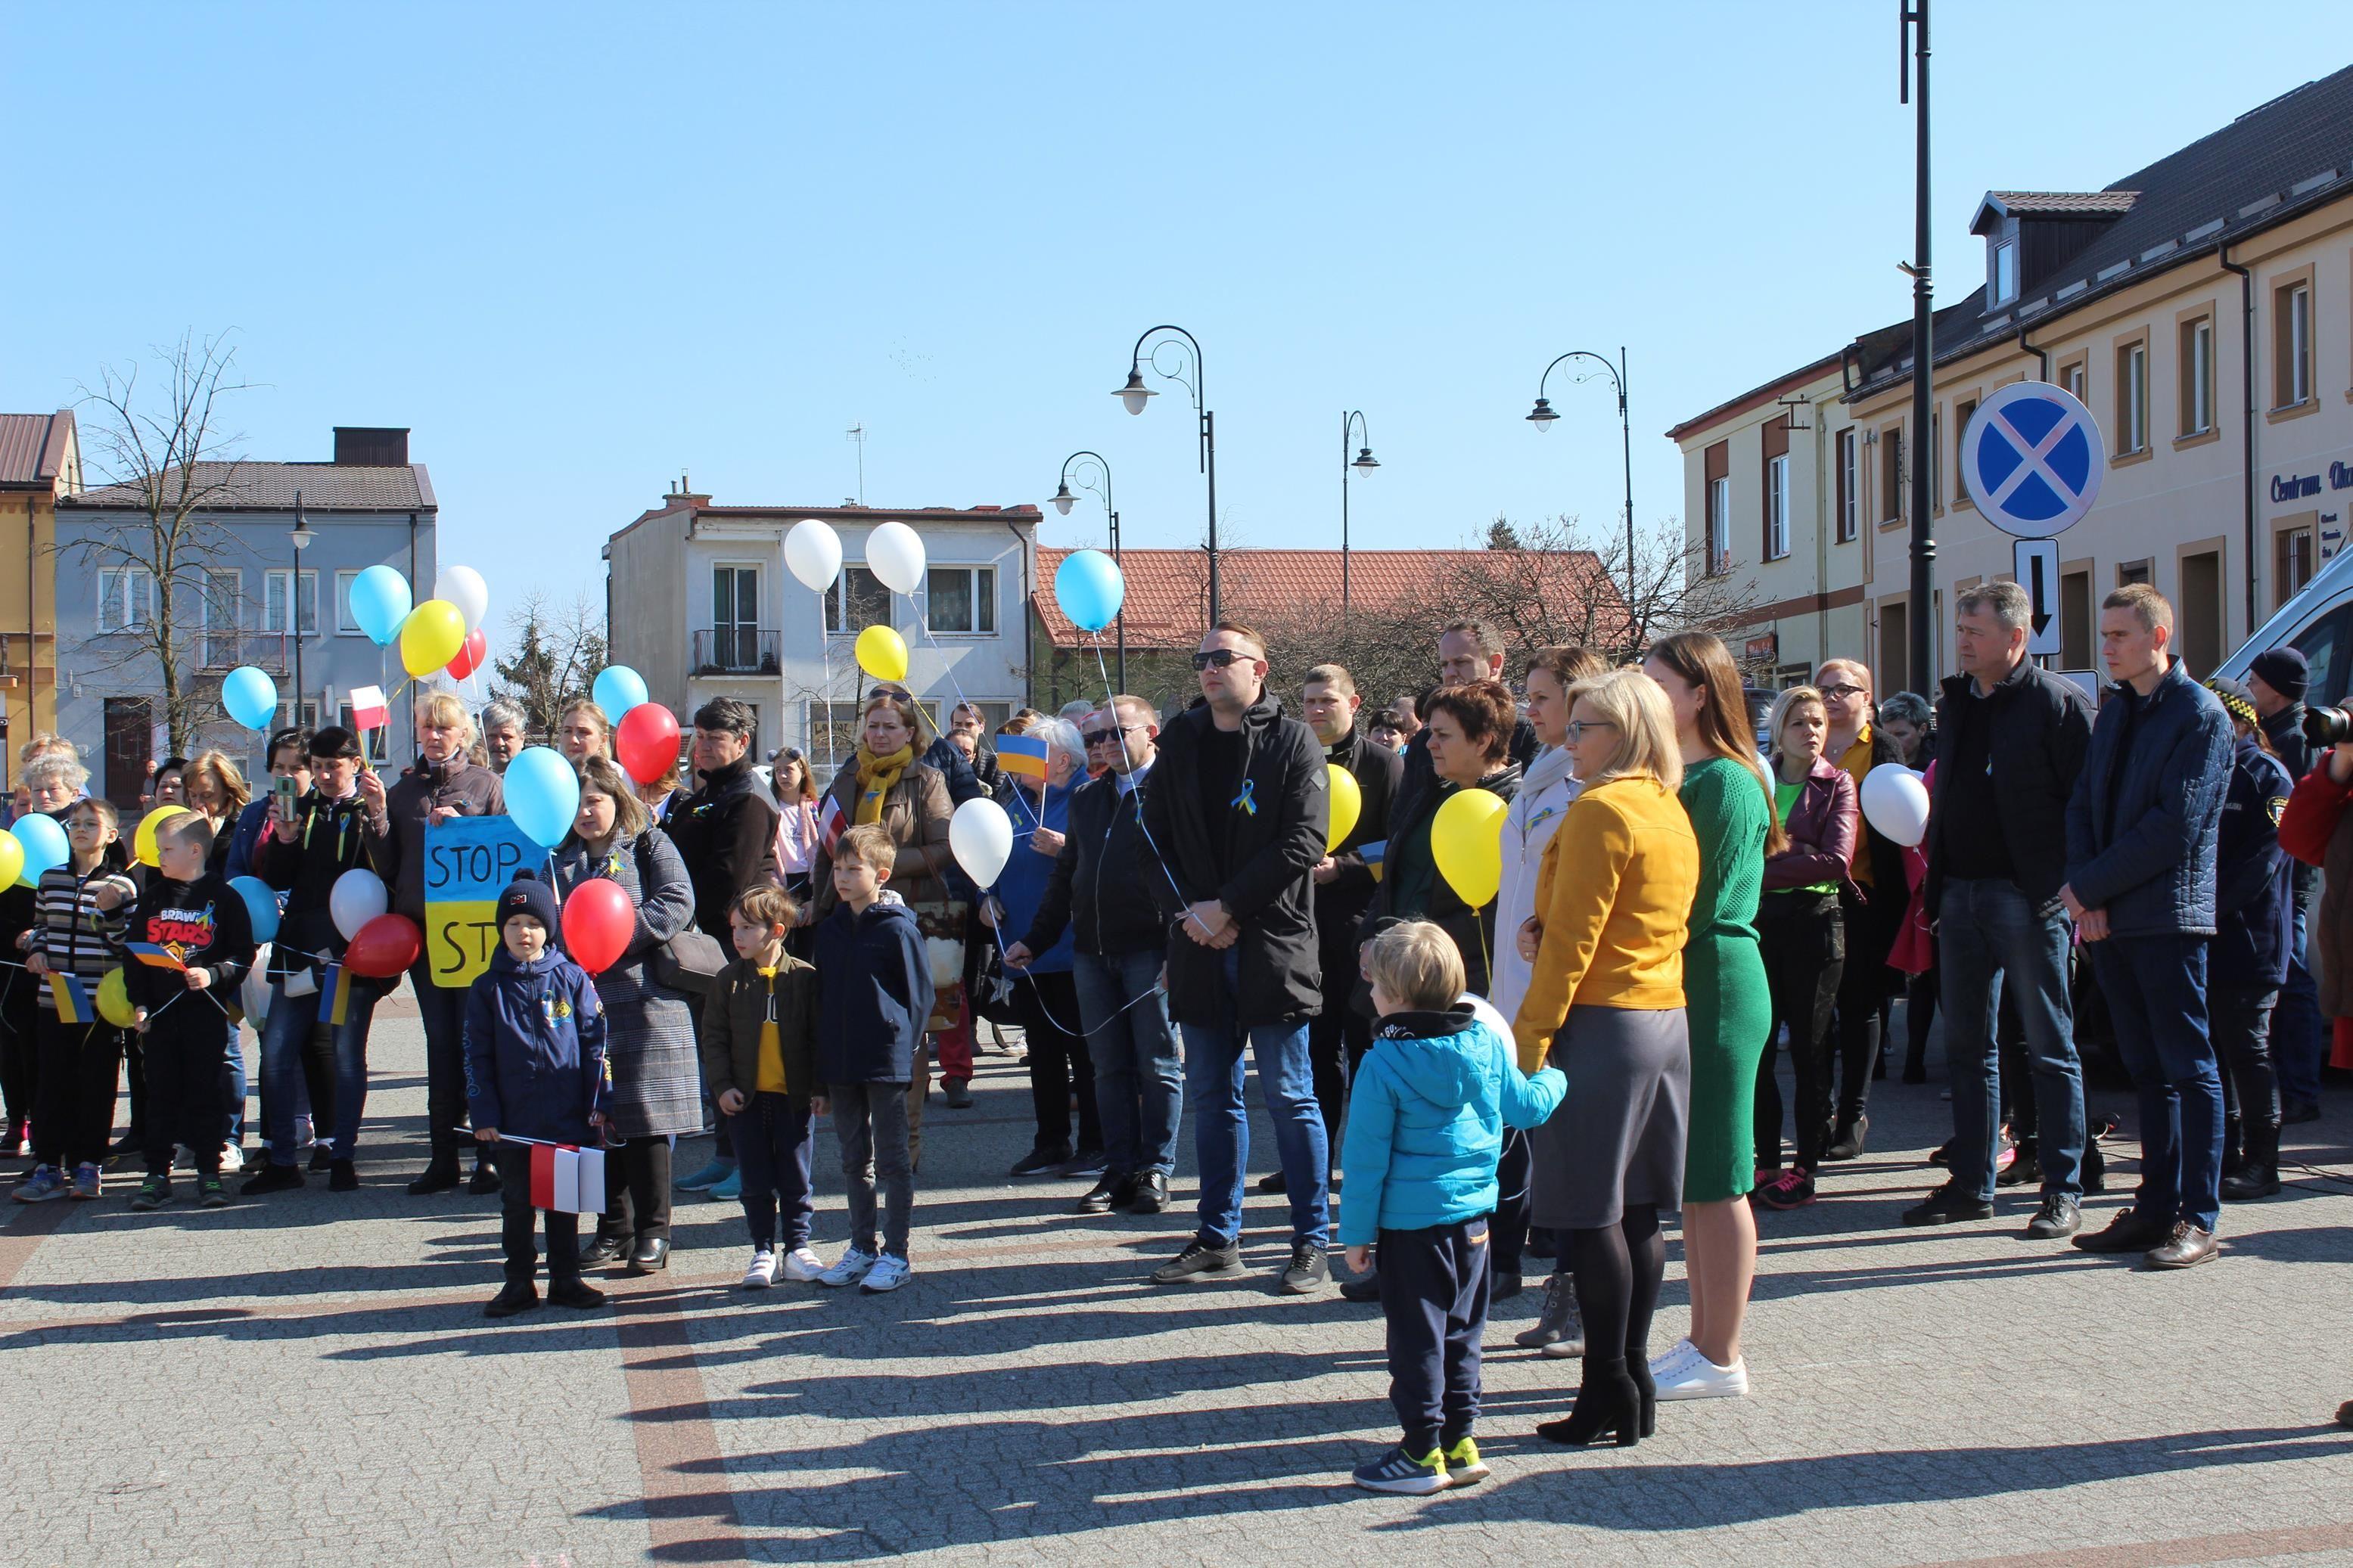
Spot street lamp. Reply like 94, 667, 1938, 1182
1113, 325, 1219, 622
1526, 347, 1635, 619
1052, 450, 1124, 690
289, 492, 315, 730
1341, 411, 1379, 618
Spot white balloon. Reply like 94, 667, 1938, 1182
948, 796, 1014, 889
784, 518, 843, 593
1459, 992, 1514, 1042
330, 867, 390, 942
1860, 762, 1931, 848
865, 520, 928, 595
434, 565, 490, 634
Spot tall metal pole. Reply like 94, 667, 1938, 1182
1617, 347, 1634, 631
1202, 408, 1219, 626
1341, 412, 1352, 619
291, 490, 304, 729
1904, 0, 1935, 694
1110, 507, 1126, 691
1117, 327, 1215, 623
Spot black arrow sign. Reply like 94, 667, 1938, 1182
2031, 551, 2052, 637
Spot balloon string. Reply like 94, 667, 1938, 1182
816, 586, 838, 773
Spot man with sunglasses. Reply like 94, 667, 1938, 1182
1007, 697, 1183, 1216
1142, 623, 1333, 1293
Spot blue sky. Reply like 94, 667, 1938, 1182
2, 3, 2341, 619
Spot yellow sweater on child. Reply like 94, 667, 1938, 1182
1511, 773, 1700, 1073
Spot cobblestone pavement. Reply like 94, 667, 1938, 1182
3, 1004, 2351, 1566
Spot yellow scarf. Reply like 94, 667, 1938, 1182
853, 744, 915, 824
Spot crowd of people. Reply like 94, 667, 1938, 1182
4, 572, 2348, 1485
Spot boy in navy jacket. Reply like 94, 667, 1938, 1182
2205, 679, 2295, 1201
810, 824, 934, 1294
465, 878, 610, 1318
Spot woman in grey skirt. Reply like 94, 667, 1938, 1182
1512, 669, 1701, 1450
552, 756, 702, 1275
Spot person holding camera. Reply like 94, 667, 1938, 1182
2246, 647, 2327, 1126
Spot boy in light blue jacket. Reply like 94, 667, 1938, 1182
1340, 919, 1565, 1495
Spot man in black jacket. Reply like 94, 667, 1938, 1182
1142, 623, 1332, 1293
1904, 582, 2095, 1240
1007, 696, 1183, 1217
2248, 647, 2327, 1123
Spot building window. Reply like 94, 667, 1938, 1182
1991, 239, 2018, 306
97, 567, 154, 633
1836, 430, 1858, 542
926, 566, 996, 635
1763, 455, 1790, 560
1879, 427, 1904, 524
263, 569, 319, 636
333, 569, 362, 635
1705, 476, 1730, 573
712, 564, 761, 669
200, 568, 241, 668
807, 700, 863, 771
2060, 568, 2091, 668
2278, 521, 2317, 610
2115, 340, 2147, 455
2061, 359, 2087, 403
2118, 558, 2153, 587
2275, 281, 2313, 408
825, 566, 891, 633
1953, 399, 1977, 506
2179, 317, 2214, 436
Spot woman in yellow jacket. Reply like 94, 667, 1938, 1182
1512, 668, 1699, 1450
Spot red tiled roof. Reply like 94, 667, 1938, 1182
1033, 547, 1623, 650
0, 411, 73, 490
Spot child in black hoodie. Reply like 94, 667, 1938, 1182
124, 815, 256, 1209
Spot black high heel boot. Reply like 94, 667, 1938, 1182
1627, 1349, 1658, 1438
1535, 1358, 1642, 1448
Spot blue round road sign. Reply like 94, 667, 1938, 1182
1959, 380, 2106, 539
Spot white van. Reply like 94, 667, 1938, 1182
2215, 548, 2353, 710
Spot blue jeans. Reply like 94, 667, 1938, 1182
2272, 902, 2326, 1106
2087, 934, 2223, 1231
224, 1031, 247, 1146
1073, 949, 1183, 1178
1180, 951, 1329, 1249
260, 977, 379, 1167
1938, 878, 2085, 1201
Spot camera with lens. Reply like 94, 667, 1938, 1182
2303, 704, 2353, 747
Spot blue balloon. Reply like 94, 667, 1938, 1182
505, 746, 580, 849
12, 813, 67, 888
349, 565, 413, 647
221, 665, 278, 731
1054, 549, 1125, 633
591, 666, 648, 719
229, 875, 281, 943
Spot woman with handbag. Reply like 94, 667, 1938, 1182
553, 756, 702, 1274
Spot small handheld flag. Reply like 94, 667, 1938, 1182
48, 973, 92, 1023
997, 731, 1050, 782
127, 942, 188, 971
322, 961, 356, 1027
348, 685, 390, 734
817, 793, 847, 855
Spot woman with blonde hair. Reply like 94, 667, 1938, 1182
558, 700, 612, 765
360, 691, 505, 1194
1513, 668, 1698, 1450
183, 751, 253, 877
1639, 632, 1779, 1401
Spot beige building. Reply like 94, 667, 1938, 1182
1672, 67, 2353, 699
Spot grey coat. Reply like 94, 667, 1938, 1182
549, 826, 702, 1138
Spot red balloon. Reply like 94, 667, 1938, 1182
345, 913, 423, 979
446, 627, 489, 682
561, 879, 634, 975
615, 702, 682, 785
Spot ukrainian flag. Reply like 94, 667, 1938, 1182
48, 973, 92, 1024
998, 731, 1050, 782
323, 962, 356, 1027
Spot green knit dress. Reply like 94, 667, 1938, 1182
1677, 754, 1774, 1202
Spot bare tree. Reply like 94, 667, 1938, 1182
492, 590, 608, 739
69, 333, 250, 754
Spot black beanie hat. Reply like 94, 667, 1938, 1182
497, 875, 561, 938
2250, 646, 2308, 705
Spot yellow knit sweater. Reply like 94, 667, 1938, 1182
1511, 774, 1700, 1072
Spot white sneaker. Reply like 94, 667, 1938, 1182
1648, 1336, 1701, 1380
859, 1252, 912, 1293
816, 1246, 877, 1289
1654, 1342, 1749, 1402
219, 1144, 244, 1174
741, 1249, 777, 1289
779, 1247, 825, 1284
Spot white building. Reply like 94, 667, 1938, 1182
604, 483, 1039, 772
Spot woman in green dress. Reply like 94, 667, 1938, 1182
1640, 633, 1778, 1402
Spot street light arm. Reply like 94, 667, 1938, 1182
1058, 450, 1114, 519
1537, 349, 1625, 411
1130, 324, 1205, 410
1343, 409, 1369, 452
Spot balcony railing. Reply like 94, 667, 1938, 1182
692, 628, 782, 676
197, 629, 294, 675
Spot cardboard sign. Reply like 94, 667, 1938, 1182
423, 815, 545, 989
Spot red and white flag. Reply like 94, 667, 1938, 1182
348, 685, 389, 734
818, 793, 847, 854
526, 1143, 606, 1215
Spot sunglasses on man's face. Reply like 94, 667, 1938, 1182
1192, 648, 1251, 671
1083, 725, 1142, 747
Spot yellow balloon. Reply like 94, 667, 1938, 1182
399, 598, 467, 678
97, 968, 136, 1029
135, 805, 189, 868
1431, 787, 1508, 909
0, 832, 22, 890
1326, 764, 1361, 853
855, 624, 909, 683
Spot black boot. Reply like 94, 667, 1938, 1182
2222, 1121, 2283, 1200
1534, 1358, 1642, 1447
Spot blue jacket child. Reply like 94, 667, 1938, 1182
813, 889, 936, 1085
1339, 1004, 1566, 1246
464, 878, 610, 1145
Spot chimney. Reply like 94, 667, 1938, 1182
333, 427, 410, 465
664, 470, 711, 508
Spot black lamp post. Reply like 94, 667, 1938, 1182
1901, 0, 1935, 695
1050, 450, 1124, 689
289, 492, 315, 729
1526, 346, 1635, 617
1114, 325, 1219, 623
1341, 411, 1379, 619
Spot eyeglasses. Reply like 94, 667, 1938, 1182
1192, 648, 1251, 670
1820, 684, 1867, 700
1082, 725, 1144, 747
1562, 719, 1618, 742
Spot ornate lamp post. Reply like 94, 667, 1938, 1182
1050, 449, 1124, 688
1114, 325, 1220, 623
1341, 411, 1379, 619
1526, 347, 1634, 610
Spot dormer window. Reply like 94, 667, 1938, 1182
1991, 239, 2018, 305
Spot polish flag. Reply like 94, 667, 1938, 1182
348, 685, 389, 734
818, 793, 847, 854
526, 1143, 606, 1215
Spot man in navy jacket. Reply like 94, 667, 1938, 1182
2064, 584, 2233, 1269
